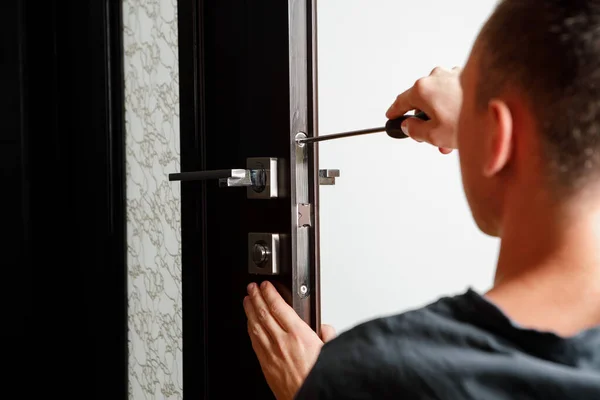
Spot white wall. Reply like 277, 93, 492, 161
317, 0, 501, 334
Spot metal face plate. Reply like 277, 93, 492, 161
247, 157, 279, 199
288, 0, 312, 323
248, 233, 280, 275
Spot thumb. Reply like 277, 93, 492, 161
320, 324, 336, 343
401, 117, 430, 143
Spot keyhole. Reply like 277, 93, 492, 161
252, 241, 271, 267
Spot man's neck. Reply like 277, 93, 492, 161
486, 184, 600, 337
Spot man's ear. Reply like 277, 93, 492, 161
483, 99, 513, 177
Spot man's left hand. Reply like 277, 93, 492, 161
243, 281, 336, 400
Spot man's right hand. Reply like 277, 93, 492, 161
385, 66, 463, 154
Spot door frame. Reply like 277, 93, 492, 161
177, 0, 210, 398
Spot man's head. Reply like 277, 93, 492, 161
458, 0, 600, 236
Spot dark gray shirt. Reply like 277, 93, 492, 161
295, 289, 600, 399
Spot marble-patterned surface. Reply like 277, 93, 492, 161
122, 0, 182, 398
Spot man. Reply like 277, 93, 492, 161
243, 0, 600, 398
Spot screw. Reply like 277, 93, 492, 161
300, 285, 308, 295
295, 132, 307, 148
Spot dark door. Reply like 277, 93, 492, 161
3, 0, 127, 399
175, 0, 321, 398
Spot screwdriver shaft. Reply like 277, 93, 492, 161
296, 126, 386, 144
296, 112, 428, 145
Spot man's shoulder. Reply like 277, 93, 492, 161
296, 291, 486, 399
329, 290, 483, 352
296, 290, 600, 399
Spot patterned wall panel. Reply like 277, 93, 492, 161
122, 0, 182, 398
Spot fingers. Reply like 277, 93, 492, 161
402, 118, 456, 149
400, 117, 429, 143
247, 282, 285, 339
401, 118, 457, 150
386, 65, 462, 150
386, 67, 457, 120
243, 295, 273, 351
386, 86, 428, 120
320, 324, 336, 343
260, 281, 303, 332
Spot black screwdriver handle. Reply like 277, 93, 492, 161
385, 111, 430, 139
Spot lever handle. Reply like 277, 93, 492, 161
386, 111, 430, 139
169, 168, 266, 189
169, 169, 247, 182
168, 157, 281, 199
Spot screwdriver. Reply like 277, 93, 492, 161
296, 111, 430, 145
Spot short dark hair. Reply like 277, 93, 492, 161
475, 0, 600, 192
